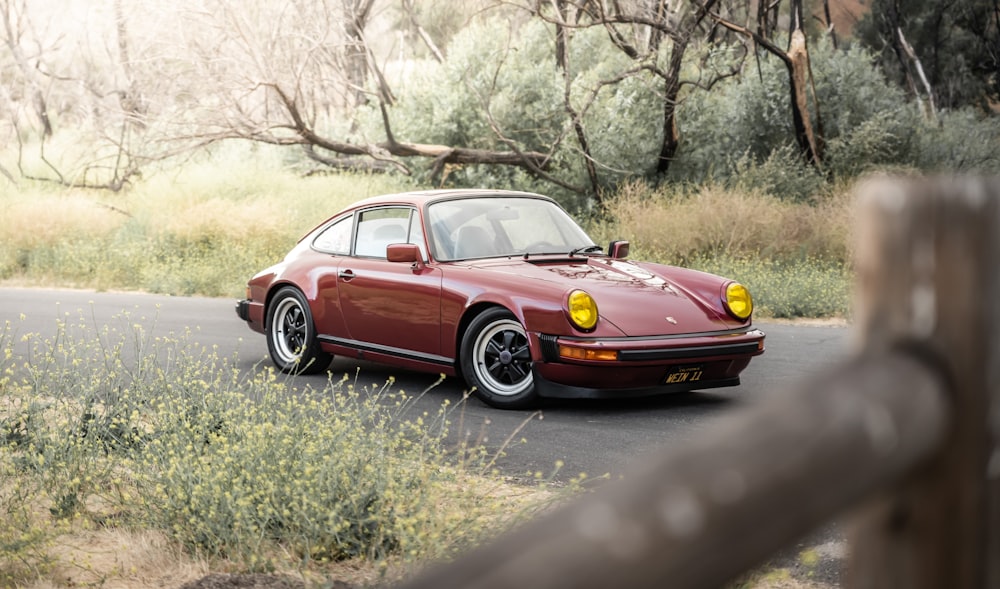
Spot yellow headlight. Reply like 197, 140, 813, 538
567, 290, 599, 330
725, 282, 753, 320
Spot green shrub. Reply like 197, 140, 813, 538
671, 38, 924, 191
914, 109, 1000, 173
0, 322, 62, 584
728, 144, 827, 203
0, 310, 541, 576
690, 254, 851, 319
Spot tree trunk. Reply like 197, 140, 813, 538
711, 1, 825, 169
656, 39, 686, 174
342, 0, 375, 106
114, 0, 146, 129
554, 0, 600, 196
787, 29, 822, 167
896, 26, 938, 119
885, 0, 937, 119
821, 0, 839, 49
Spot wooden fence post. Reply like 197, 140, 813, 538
848, 176, 1000, 588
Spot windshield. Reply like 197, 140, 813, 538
426, 196, 597, 261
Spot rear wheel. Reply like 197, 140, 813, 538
460, 308, 537, 409
266, 287, 332, 374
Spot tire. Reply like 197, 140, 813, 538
460, 308, 538, 409
266, 287, 332, 375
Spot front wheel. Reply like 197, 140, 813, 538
460, 308, 538, 409
266, 287, 332, 375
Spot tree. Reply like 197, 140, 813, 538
0, 0, 157, 190
857, 0, 1000, 111
1, 0, 52, 138
0, 0, 554, 190
709, 0, 826, 168
516, 0, 745, 193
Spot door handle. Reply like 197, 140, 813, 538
338, 269, 355, 280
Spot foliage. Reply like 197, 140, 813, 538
592, 180, 854, 318
0, 310, 547, 583
3, 158, 857, 318
670, 39, 928, 194
856, 0, 1000, 110
912, 108, 1000, 173
371, 16, 670, 203
1, 0, 995, 204
690, 255, 851, 319
728, 145, 827, 204
363, 18, 563, 189
0, 322, 64, 584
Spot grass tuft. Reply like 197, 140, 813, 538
0, 311, 553, 586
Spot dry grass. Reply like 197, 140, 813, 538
18, 526, 400, 589
0, 151, 414, 296
28, 529, 210, 589
0, 193, 126, 251
602, 181, 853, 264
5, 476, 552, 589
20, 527, 835, 589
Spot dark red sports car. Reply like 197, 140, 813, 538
236, 189, 764, 408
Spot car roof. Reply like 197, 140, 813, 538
345, 189, 553, 211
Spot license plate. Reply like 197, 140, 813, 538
664, 365, 704, 384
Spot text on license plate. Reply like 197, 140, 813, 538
665, 365, 704, 384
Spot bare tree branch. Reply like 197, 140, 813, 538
263, 81, 552, 175
401, 0, 445, 63
1, 0, 52, 136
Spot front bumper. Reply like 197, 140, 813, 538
530, 328, 765, 396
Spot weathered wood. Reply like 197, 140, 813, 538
396, 352, 947, 589
847, 176, 1000, 589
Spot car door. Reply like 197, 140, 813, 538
337, 206, 444, 360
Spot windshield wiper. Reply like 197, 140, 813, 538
569, 245, 604, 257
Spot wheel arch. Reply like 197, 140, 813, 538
264, 281, 309, 329
454, 302, 511, 375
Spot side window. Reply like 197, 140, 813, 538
355, 207, 411, 258
312, 215, 352, 254
407, 212, 427, 259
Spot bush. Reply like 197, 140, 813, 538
690, 255, 851, 319
0, 310, 543, 580
598, 181, 852, 265
671, 39, 924, 192
373, 16, 670, 204
593, 180, 854, 318
914, 108, 1000, 173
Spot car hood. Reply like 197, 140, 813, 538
466, 257, 734, 336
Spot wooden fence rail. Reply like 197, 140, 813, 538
396, 176, 1000, 589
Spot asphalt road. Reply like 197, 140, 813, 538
0, 286, 851, 481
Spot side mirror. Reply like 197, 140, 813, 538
387, 243, 425, 270
608, 240, 630, 259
